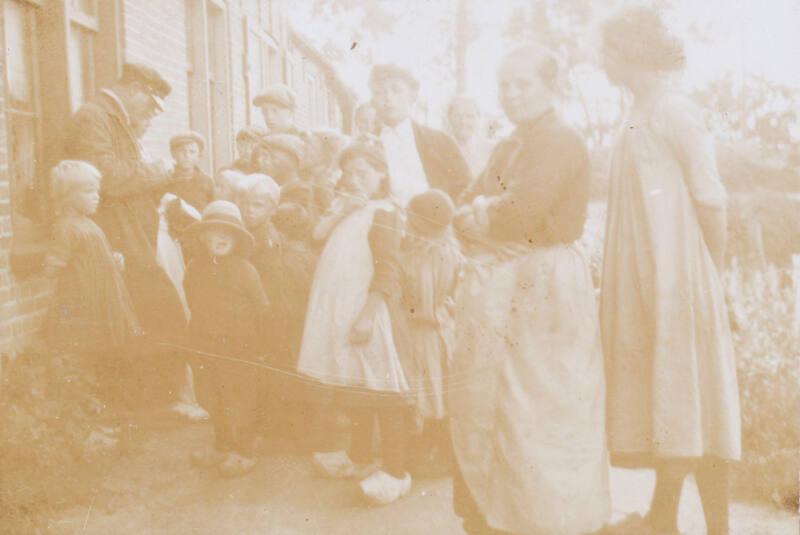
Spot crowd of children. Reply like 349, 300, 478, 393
42, 81, 468, 505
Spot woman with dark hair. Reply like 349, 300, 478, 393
449, 44, 609, 535
599, 7, 740, 535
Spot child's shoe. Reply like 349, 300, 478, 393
190, 447, 227, 467
359, 470, 412, 505
218, 452, 256, 477
312, 450, 378, 479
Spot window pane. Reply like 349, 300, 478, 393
5, 1, 35, 109
71, 0, 97, 17
68, 25, 94, 112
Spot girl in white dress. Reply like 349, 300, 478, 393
298, 137, 412, 505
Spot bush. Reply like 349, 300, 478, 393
0, 348, 114, 531
725, 268, 800, 508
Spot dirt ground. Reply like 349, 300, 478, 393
46, 414, 796, 535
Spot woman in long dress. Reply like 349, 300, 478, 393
449, 44, 609, 535
599, 7, 741, 535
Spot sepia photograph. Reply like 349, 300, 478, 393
0, 0, 798, 533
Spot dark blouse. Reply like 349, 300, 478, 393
461, 110, 590, 247
365, 206, 404, 299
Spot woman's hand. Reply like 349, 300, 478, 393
454, 197, 491, 240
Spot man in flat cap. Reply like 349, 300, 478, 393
253, 84, 301, 135
65, 62, 186, 406
369, 63, 471, 204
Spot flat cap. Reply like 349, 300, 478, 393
120, 63, 171, 108
253, 84, 297, 109
369, 63, 419, 94
169, 131, 205, 153
235, 125, 267, 143
256, 133, 305, 164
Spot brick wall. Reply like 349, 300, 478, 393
0, 4, 53, 357
123, 0, 191, 164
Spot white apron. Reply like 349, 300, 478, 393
297, 201, 408, 393
449, 244, 610, 535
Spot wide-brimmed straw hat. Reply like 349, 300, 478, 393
185, 200, 254, 256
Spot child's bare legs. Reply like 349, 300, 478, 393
647, 459, 689, 532
696, 456, 730, 535
647, 457, 730, 535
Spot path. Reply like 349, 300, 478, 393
48, 417, 796, 534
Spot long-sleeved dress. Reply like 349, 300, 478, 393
449, 110, 609, 534
44, 215, 141, 354
600, 91, 741, 463
396, 229, 462, 420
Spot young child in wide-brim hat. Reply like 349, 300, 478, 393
183, 200, 269, 477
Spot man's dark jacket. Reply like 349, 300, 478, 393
412, 122, 472, 202
65, 92, 185, 342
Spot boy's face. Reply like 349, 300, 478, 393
260, 103, 294, 133
203, 228, 235, 257
69, 178, 101, 216
344, 157, 384, 199
243, 194, 277, 230
174, 141, 201, 170
237, 139, 255, 162
372, 78, 415, 128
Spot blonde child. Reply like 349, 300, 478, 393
183, 200, 269, 477
43, 161, 141, 410
213, 169, 246, 203
298, 138, 412, 505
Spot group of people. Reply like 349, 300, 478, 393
42, 6, 740, 535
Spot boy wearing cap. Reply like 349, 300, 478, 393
369, 63, 471, 204
167, 131, 214, 212
229, 126, 267, 174
253, 84, 301, 135
251, 133, 305, 186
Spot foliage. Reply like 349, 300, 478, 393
693, 73, 799, 149
0, 349, 113, 531
724, 267, 800, 508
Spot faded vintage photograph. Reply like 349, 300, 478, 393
0, 1, 798, 534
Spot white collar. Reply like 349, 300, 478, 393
381, 118, 414, 136
101, 88, 131, 126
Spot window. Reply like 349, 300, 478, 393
187, 0, 232, 171
67, 0, 98, 111
245, 16, 281, 127
5, 0, 42, 222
